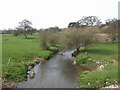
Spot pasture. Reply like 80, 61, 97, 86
2, 34, 52, 81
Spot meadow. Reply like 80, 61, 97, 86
2, 34, 54, 81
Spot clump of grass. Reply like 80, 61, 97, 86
76, 52, 96, 68
48, 45, 59, 53
4, 60, 27, 81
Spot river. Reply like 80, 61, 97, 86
17, 51, 78, 88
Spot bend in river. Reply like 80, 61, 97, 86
17, 51, 78, 88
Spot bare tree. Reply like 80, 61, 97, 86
39, 29, 60, 50
39, 30, 49, 50
59, 28, 96, 51
103, 19, 118, 43
77, 16, 102, 27
18, 19, 33, 38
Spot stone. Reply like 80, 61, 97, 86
30, 71, 35, 79
28, 65, 33, 71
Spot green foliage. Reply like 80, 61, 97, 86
76, 53, 88, 64
48, 45, 59, 52
4, 63, 27, 81
79, 68, 118, 88
79, 47, 86, 52
76, 43, 118, 88
76, 46, 94, 65
2, 34, 53, 81
30, 71, 35, 79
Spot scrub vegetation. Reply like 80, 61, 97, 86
2, 34, 58, 81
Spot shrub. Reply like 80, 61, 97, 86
79, 69, 118, 88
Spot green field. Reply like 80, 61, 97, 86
76, 42, 118, 88
87, 43, 118, 61
2, 34, 53, 81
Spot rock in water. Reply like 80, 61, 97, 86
72, 59, 76, 65
28, 65, 33, 71
30, 71, 35, 79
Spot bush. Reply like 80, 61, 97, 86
48, 45, 58, 52
5, 63, 27, 81
76, 53, 94, 65
79, 69, 118, 88
80, 47, 86, 52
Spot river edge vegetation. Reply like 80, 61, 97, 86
2, 34, 59, 83
1, 16, 119, 88
76, 43, 118, 88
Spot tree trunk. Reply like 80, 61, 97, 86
24, 31, 28, 38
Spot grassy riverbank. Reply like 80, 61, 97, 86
76, 42, 118, 88
2, 34, 58, 81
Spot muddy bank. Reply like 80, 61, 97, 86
74, 65, 90, 76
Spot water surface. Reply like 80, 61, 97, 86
17, 51, 78, 88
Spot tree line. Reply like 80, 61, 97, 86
1, 16, 119, 44
39, 16, 119, 52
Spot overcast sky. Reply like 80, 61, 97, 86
0, 0, 119, 29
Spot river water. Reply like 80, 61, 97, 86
17, 51, 78, 88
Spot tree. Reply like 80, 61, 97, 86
103, 18, 118, 43
68, 22, 79, 28
13, 27, 22, 36
39, 30, 48, 50
105, 18, 117, 25
77, 16, 102, 27
59, 28, 96, 51
39, 29, 59, 50
18, 19, 33, 38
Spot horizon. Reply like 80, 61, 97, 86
0, 0, 119, 30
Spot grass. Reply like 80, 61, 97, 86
2, 34, 54, 81
79, 68, 118, 88
87, 42, 118, 61
76, 42, 118, 88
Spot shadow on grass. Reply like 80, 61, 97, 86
26, 37, 36, 39
87, 48, 115, 55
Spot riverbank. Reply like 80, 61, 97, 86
2, 48, 58, 88
75, 42, 118, 88
17, 51, 77, 88
2, 34, 59, 88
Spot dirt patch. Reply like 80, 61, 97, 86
108, 59, 118, 66
2, 79, 18, 89
95, 33, 111, 42
74, 65, 90, 76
